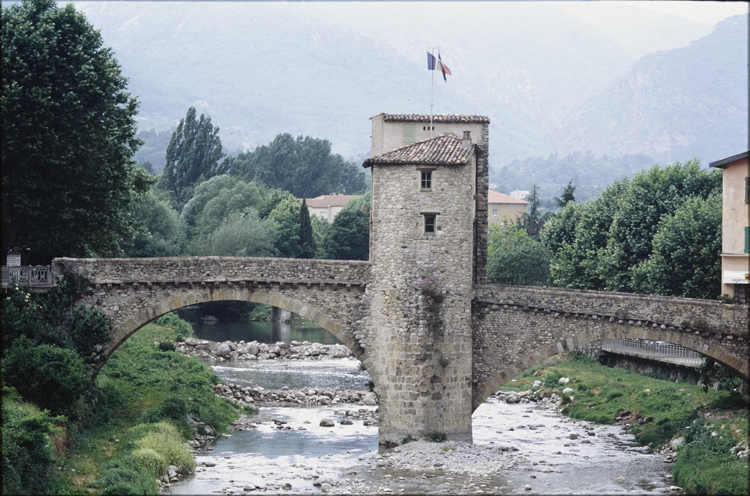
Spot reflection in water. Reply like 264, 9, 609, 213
176, 307, 341, 345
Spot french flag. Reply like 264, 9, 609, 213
427, 52, 452, 81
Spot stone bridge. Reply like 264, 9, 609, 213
50, 113, 750, 447
56, 256, 748, 445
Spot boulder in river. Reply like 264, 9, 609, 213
217, 343, 231, 357
320, 418, 335, 427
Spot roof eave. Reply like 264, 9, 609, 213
709, 151, 749, 169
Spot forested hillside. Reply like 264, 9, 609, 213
547, 15, 748, 164
73, 2, 732, 169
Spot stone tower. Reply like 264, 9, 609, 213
364, 113, 490, 446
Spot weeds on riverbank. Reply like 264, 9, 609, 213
56, 317, 248, 494
504, 353, 748, 495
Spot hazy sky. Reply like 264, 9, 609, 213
622, 1, 748, 24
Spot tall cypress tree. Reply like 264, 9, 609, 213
299, 199, 315, 259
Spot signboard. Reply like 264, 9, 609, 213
723, 270, 750, 284
6, 248, 21, 267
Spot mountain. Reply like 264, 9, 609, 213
546, 15, 749, 165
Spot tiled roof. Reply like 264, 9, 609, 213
487, 190, 528, 205
302, 194, 360, 208
363, 134, 473, 168
377, 113, 490, 124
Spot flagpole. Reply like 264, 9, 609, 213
429, 47, 437, 138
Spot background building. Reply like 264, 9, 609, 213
302, 194, 360, 223
487, 190, 528, 225
710, 151, 749, 303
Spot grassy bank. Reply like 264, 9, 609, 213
502, 353, 748, 495
50, 315, 250, 494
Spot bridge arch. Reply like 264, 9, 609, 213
471, 307, 749, 412
84, 281, 376, 386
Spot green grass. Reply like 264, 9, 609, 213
503, 353, 748, 495
55, 318, 250, 494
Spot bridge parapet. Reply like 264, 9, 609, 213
54, 257, 371, 287
473, 284, 748, 337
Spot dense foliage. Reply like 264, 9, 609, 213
227, 133, 367, 197
2, 391, 66, 495
541, 160, 722, 298
487, 224, 551, 286
322, 209, 370, 261
1, 0, 148, 263
159, 106, 226, 208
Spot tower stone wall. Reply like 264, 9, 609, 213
365, 114, 490, 446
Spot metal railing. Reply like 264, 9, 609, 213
1, 266, 54, 289
601, 338, 703, 368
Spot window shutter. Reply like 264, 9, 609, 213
403, 124, 416, 144
745, 177, 749, 204
746, 226, 749, 253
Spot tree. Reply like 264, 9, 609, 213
322, 209, 369, 260
2, 0, 147, 263
487, 224, 551, 286
119, 192, 187, 258
632, 193, 722, 299
180, 174, 239, 229
195, 180, 262, 238
196, 210, 276, 257
516, 184, 552, 239
159, 106, 225, 208
243, 133, 364, 197
553, 180, 577, 208
541, 160, 723, 298
268, 194, 303, 258
597, 160, 720, 292
299, 199, 315, 259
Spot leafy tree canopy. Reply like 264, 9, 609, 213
541, 160, 722, 298
234, 133, 367, 197
195, 180, 262, 238
196, 210, 277, 257
487, 224, 551, 286
180, 174, 239, 228
322, 209, 369, 261
2, 0, 147, 263
158, 106, 225, 209
119, 192, 187, 258
516, 184, 552, 240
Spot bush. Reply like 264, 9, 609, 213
154, 312, 194, 341
3, 337, 88, 416
543, 369, 563, 388
428, 432, 447, 443
139, 397, 192, 439
2, 397, 65, 495
101, 482, 142, 495
132, 422, 195, 473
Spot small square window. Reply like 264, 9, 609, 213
424, 214, 436, 235
421, 171, 432, 191
492, 209, 497, 216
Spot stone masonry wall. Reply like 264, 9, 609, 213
368, 160, 476, 445
55, 257, 375, 379
473, 122, 490, 285
471, 285, 749, 411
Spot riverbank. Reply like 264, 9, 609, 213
47, 317, 248, 494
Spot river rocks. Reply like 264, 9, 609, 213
213, 382, 378, 407
179, 338, 354, 362
558, 377, 570, 384
562, 387, 574, 394
320, 418, 335, 427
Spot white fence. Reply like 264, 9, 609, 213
601, 338, 703, 368
1, 266, 54, 289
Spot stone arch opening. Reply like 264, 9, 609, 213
473, 326, 748, 413
94, 285, 379, 390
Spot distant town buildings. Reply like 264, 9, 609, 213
710, 151, 749, 304
509, 190, 530, 200
487, 190, 528, 225
302, 194, 360, 223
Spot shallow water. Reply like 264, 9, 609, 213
165, 358, 675, 495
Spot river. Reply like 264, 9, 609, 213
164, 313, 676, 495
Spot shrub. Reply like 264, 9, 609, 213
101, 482, 141, 495
543, 369, 563, 388
158, 341, 176, 352
139, 398, 192, 439
154, 312, 194, 341
131, 447, 167, 477
133, 422, 195, 473
3, 337, 88, 416
2, 397, 65, 495
428, 432, 447, 443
